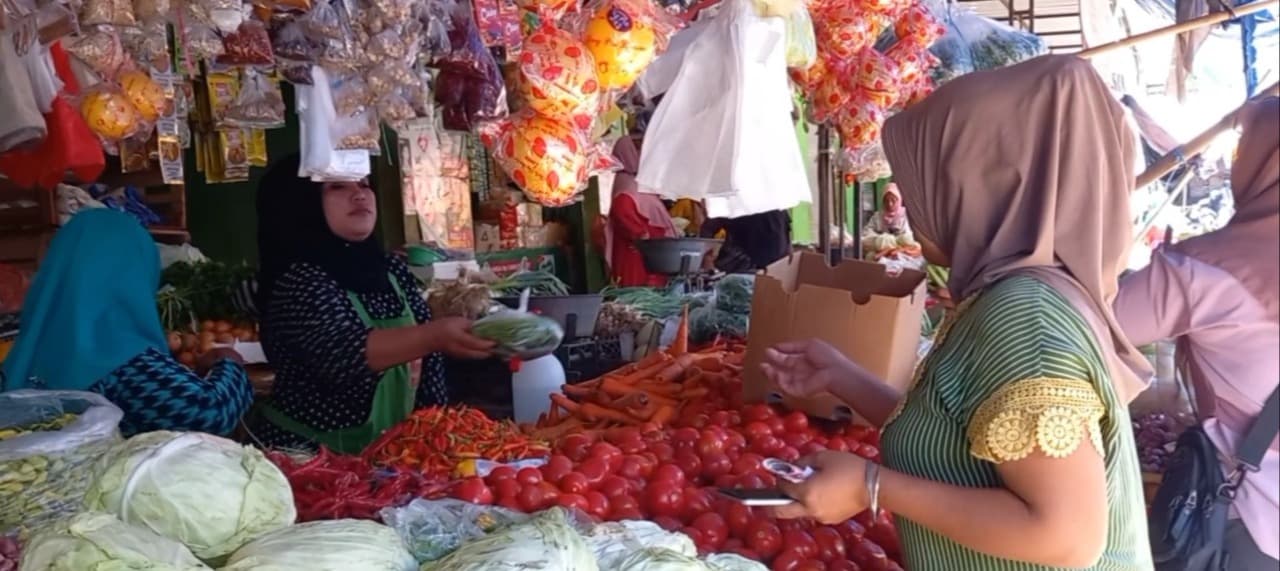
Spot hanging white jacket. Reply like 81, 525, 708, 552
636, 0, 810, 218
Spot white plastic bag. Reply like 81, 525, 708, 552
582, 521, 695, 569
297, 66, 371, 182
927, 2, 1047, 84
0, 390, 123, 535
380, 498, 530, 562
638, 0, 809, 218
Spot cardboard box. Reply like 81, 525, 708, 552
742, 252, 927, 422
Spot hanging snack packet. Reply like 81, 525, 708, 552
218, 19, 276, 66
517, 23, 599, 128
305, 0, 345, 39
895, 3, 945, 48
580, 0, 678, 92
194, 0, 245, 33
79, 84, 144, 141
811, 4, 883, 60
66, 29, 128, 79
272, 18, 317, 62
848, 47, 901, 109
481, 110, 594, 206
80, 0, 137, 27
224, 70, 286, 128
118, 68, 169, 122
132, 0, 170, 25
331, 74, 372, 115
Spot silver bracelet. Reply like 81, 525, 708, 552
864, 461, 882, 515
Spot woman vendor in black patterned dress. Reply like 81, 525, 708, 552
248, 154, 494, 453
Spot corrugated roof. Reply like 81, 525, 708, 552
958, 0, 1085, 51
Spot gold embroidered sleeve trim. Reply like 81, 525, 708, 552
967, 377, 1106, 464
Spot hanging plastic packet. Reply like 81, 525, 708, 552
223, 69, 286, 128
811, 4, 883, 61
271, 18, 316, 62
65, 29, 128, 79
331, 74, 372, 116
895, 3, 945, 48
884, 41, 937, 97
481, 109, 604, 206
516, 23, 599, 128
118, 68, 168, 123
79, 84, 145, 141
333, 107, 380, 151
218, 19, 276, 66
435, 0, 510, 131
848, 47, 901, 109
366, 63, 417, 100
129, 0, 169, 25
181, 18, 227, 62
195, 0, 244, 33
304, 0, 345, 39
298, 67, 371, 181
417, 0, 453, 59
782, 3, 816, 69
80, 0, 138, 27
472, 0, 522, 56
121, 22, 171, 71
577, 0, 679, 93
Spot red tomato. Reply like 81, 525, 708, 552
845, 425, 873, 441
673, 427, 701, 444
772, 551, 806, 571
825, 437, 849, 453
652, 516, 684, 531
643, 481, 685, 519
682, 487, 716, 522
782, 432, 811, 450
743, 421, 773, 439
557, 493, 590, 512
691, 512, 729, 550
517, 485, 545, 512
486, 466, 517, 483
605, 427, 642, 445
493, 478, 520, 499
711, 410, 736, 427
610, 495, 643, 520
777, 446, 801, 462
737, 473, 768, 490
812, 527, 847, 562
451, 477, 494, 505
618, 455, 652, 480
794, 560, 827, 571
801, 441, 828, 456
724, 430, 747, 450
826, 561, 862, 571
590, 442, 624, 470
834, 519, 866, 544
854, 444, 879, 459
720, 501, 753, 537
559, 433, 594, 462
714, 474, 738, 488
584, 491, 610, 518
674, 452, 702, 479
849, 539, 889, 570
782, 411, 810, 432
577, 458, 608, 486
497, 495, 522, 512
701, 452, 733, 480
541, 455, 574, 483
649, 442, 676, 463
618, 439, 648, 455
766, 417, 787, 435
536, 482, 561, 508
732, 453, 765, 475
783, 529, 819, 559
746, 519, 783, 559
559, 472, 590, 495
654, 463, 689, 486
743, 404, 776, 422
727, 547, 762, 561
865, 516, 901, 557
750, 435, 785, 456
516, 467, 543, 486
598, 475, 633, 498
687, 414, 711, 429
696, 431, 727, 457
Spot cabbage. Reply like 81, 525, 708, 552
614, 548, 709, 571
704, 554, 769, 571
18, 512, 210, 571
423, 508, 597, 571
83, 431, 295, 563
220, 519, 417, 571
582, 521, 695, 569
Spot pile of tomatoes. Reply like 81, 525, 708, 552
447, 403, 904, 571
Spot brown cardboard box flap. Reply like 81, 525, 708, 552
743, 252, 927, 421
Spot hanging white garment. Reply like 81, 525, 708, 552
636, 0, 810, 218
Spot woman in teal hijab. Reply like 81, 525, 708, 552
1, 209, 253, 436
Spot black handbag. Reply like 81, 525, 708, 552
1149, 340, 1279, 571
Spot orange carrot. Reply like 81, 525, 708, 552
672, 305, 690, 356
580, 403, 639, 424
655, 352, 699, 383
650, 404, 677, 425
600, 376, 639, 398
613, 357, 674, 385
550, 393, 581, 414
563, 384, 595, 398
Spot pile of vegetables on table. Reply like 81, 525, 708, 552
362, 406, 551, 479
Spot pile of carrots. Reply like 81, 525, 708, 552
526, 307, 747, 440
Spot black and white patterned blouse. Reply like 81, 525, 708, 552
250, 255, 445, 449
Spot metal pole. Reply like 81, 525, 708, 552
817, 125, 833, 262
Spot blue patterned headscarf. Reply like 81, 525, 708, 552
2, 209, 168, 391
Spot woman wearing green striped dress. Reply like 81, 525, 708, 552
764, 56, 1155, 570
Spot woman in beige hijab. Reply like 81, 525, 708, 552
763, 55, 1152, 570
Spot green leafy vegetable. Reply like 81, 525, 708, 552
471, 310, 565, 360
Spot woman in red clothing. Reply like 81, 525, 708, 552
605, 135, 680, 286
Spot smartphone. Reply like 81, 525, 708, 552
763, 458, 814, 483
717, 488, 796, 507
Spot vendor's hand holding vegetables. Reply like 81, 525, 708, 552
248, 154, 493, 454
758, 57, 1153, 571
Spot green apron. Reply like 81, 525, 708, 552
259, 276, 417, 454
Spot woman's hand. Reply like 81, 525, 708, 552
772, 451, 870, 524
425, 317, 496, 359
196, 347, 244, 376
761, 339, 862, 398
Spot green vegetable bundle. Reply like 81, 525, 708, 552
471, 310, 565, 360
159, 261, 256, 327
713, 275, 755, 315
601, 287, 711, 320
489, 271, 570, 298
